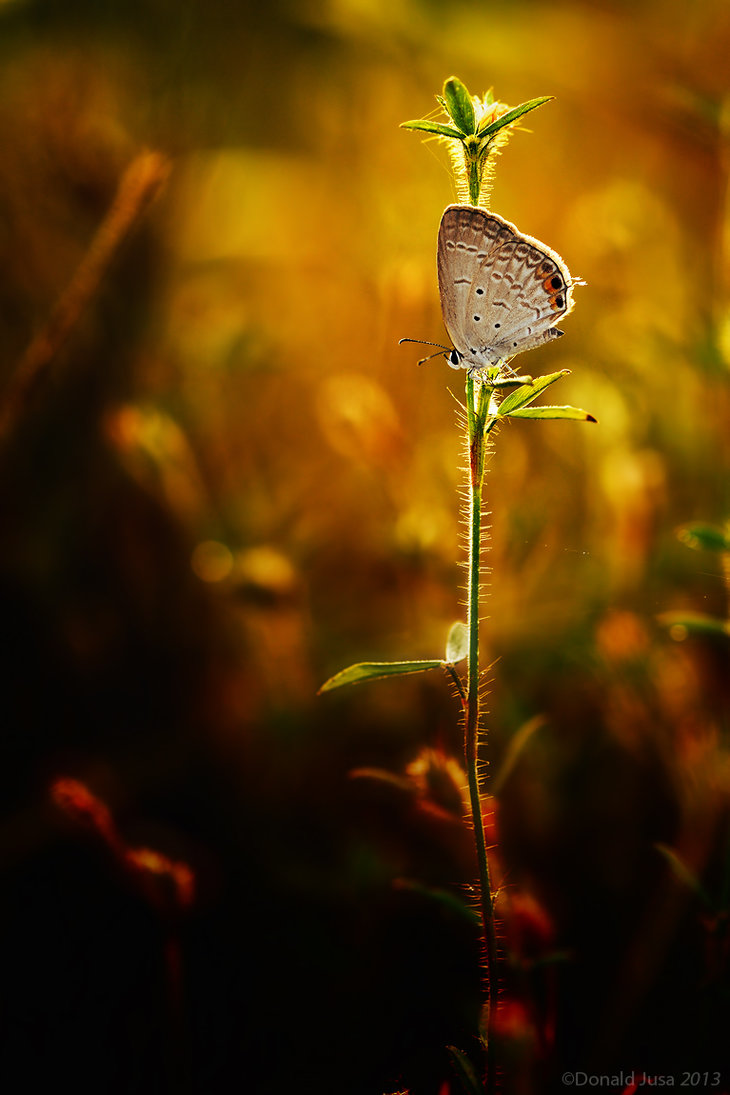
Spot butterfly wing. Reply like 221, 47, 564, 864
438, 205, 574, 369
437, 206, 506, 360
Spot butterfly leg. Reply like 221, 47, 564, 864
498, 358, 522, 379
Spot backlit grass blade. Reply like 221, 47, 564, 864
655, 843, 715, 910
657, 611, 730, 638
446, 1046, 484, 1095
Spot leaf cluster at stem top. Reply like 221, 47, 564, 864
401, 75, 553, 207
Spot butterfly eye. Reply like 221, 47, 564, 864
448, 349, 462, 367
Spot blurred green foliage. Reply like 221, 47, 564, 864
1, 0, 730, 1092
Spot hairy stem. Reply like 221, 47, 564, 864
465, 373, 498, 1089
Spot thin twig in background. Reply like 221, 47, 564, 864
0, 149, 171, 438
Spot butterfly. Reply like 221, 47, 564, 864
402, 204, 577, 378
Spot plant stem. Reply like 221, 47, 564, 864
1, 150, 170, 439
468, 164, 480, 207
465, 373, 498, 1090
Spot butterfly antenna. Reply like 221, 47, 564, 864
399, 337, 451, 367
421, 349, 451, 366
399, 338, 449, 349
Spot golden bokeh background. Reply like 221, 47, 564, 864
1, 1, 729, 1092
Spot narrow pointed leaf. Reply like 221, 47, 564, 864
349, 768, 415, 793
401, 119, 465, 139
476, 95, 553, 137
446, 1046, 484, 1095
319, 658, 443, 693
492, 714, 547, 796
655, 843, 715, 910
506, 405, 597, 421
657, 611, 730, 639
676, 523, 730, 553
395, 879, 480, 926
445, 621, 468, 664
443, 77, 476, 135
497, 370, 569, 414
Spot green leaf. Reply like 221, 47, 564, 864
657, 611, 730, 639
476, 95, 553, 137
532, 950, 573, 969
400, 119, 465, 140
395, 879, 480, 926
443, 76, 476, 135
445, 621, 468, 664
676, 523, 730, 553
446, 1045, 484, 1095
319, 659, 443, 693
655, 843, 715, 910
497, 370, 569, 415
506, 405, 597, 421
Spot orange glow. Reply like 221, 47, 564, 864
125, 847, 195, 910
501, 890, 556, 959
50, 777, 120, 851
490, 998, 537, 1048
405, 746, 468, 817
51, 778, 194, 913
